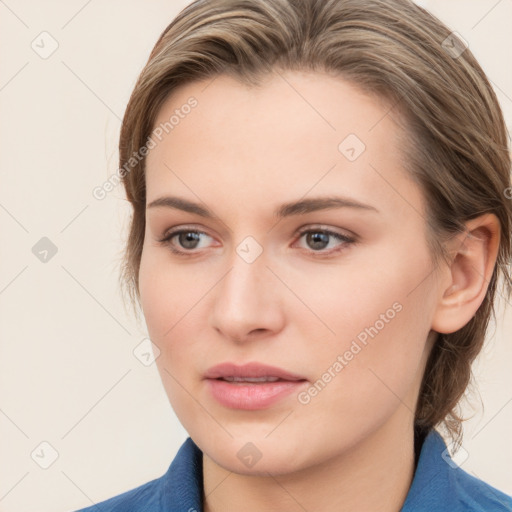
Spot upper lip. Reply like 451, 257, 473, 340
204, 362, 307, 381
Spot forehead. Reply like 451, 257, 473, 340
144, 70, 422, 222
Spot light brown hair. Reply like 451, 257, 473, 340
117, 0, 512, 440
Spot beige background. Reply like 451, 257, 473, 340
0, 1, 511, 511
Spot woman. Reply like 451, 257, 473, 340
75, 0, 512, 510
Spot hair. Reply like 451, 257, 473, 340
117, 0, 512, 442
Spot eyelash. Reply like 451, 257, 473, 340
157, 225, 356, 258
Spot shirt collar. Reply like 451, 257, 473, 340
400, 429, 453, 511
161, 430, 510, 512
161, 436, 203, 511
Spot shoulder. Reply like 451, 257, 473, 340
450, 461, 512, 511
73, 473, 166, 512
403, 430, 512, 512
69, 437, 204, 512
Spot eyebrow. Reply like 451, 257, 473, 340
146, 195, 378, 218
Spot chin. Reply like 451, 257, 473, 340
198, 432, 315, 476
213, 449, 306, 477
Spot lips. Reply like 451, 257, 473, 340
203, 362, 307, 382
203, 362, 308, 410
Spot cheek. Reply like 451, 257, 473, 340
296, 243, 437, 423
286, 239, 435, 351
139, 252, 205, 420
138, 248, 214, 374
139, 247, 194, 337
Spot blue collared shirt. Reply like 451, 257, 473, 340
74, 430, 512, 511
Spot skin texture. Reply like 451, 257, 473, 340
139, 71, 500, 512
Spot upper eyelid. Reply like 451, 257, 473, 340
296, 225, 356, 238
160, 225, 212, 240
160, 224, 354, 239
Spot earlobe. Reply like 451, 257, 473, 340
431, 214, 501, 334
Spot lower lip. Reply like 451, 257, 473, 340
205, 378, 307, 410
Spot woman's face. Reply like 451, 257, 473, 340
139, 71, 442, 474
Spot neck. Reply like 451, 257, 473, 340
202, 416, 416, 512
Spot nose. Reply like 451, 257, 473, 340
210, 249, 285, 344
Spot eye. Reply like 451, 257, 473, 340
294, 227, 355, 256
158, 225, 356, 257
158, 227, 216, 255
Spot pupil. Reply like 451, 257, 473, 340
308, 232, 328, 250
180, 232, 200, 249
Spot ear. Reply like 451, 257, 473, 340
431, 213, 501, 334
